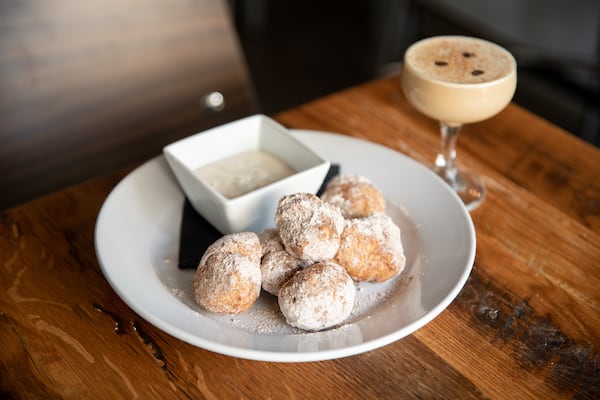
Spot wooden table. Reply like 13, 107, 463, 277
1, 75, 598, 399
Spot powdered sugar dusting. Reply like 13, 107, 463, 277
192, 232, 262, 314
335, 212, 406, 282
321, 174, 386, 219
201, 231, 261, 266
193, 252, 262, 314
275, 193, 344, 261
278, 261, 355, 331
258, 228, 284, 255
261, 250, 309, 295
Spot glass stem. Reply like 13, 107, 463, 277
434, 122, 462, 186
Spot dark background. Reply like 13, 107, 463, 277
230, 0, 599, 147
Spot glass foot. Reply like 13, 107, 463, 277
436, 168, 485, 211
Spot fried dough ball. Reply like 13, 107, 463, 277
320, 174, 385, 219
261, 250, 309, 296
258, 229, 309, 295
202, 231, 261, 264
275, 193, 344, 262
192, 232, 262, 314
258, 228, 285, 255
334, 212, 405, 282
278, 261, 355, 331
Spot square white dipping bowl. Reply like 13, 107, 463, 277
163, 115, 330, 234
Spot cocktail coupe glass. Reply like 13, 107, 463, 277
401, 36, 517, 210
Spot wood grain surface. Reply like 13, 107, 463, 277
0, 0, 257, 211
1, 75, 599, 399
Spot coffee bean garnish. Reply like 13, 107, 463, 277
463, 52, 475, 58
471, 69, 484, 76
434, 61, 448, 66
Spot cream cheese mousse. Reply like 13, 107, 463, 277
402, 36, 517, 210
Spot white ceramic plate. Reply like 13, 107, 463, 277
95, 130, 476, 362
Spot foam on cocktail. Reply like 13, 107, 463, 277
406, 36, 514, 84
402, 36, 517, 125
